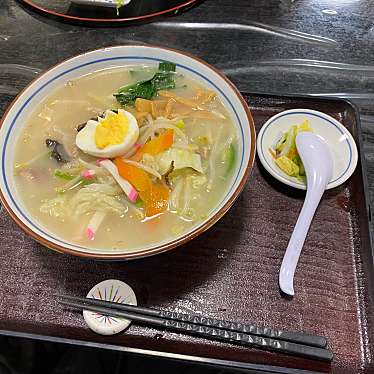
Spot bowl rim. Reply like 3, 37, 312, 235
0, 44, 256, 260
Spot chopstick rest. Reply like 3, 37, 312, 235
82, 279, 137, 335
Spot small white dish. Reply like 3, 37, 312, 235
83, 279, 137, 336
257, 109, 358, 190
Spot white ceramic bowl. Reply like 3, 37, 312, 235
0, 45, 256, 260
257, 109, 358, 190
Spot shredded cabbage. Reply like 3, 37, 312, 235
272, 120, 312, 181
169, 177, 184, 212
122, 159, 161, 179
156, 148, 203, 175
180, 175, 192, 218
190, 174, 207, 189
168, 174, 203, 221
70, 183, 125, 216
275, 156, 300, 177
41, 183, 127, 219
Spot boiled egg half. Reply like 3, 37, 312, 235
76, 109, 139, 158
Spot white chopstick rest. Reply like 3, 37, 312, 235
83, 279, 137, 335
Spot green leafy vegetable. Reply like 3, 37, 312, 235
135, 199, 144, 208
152, 71, 176, 91
115, 80, 156, 105
115, 0, 125, 16
129, 69, 155, 80
222, 143, 236, 177
278, 125, 297, 160
158, 61, 176, 72
54, 170, 74, 181
114, 61, 177, 105
272, 120, 312, 181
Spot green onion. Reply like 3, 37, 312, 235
54, 170, 74, 181
135, 199, 144, 208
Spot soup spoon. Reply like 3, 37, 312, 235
279, 132, 333, 296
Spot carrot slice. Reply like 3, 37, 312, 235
116, 129, 173, 217
141, 129, 174, 156
129, 129, 174, 162
114, 158, 151, 192
129, 150, 143, 162
114, 158, 169, 217
140, 183, 169, 217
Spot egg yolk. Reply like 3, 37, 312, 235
95, 112, 129, 149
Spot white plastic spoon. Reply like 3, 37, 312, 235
279, 132, 333, 296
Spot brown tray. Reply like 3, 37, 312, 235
0, 93, 373, 374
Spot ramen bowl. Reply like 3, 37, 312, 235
0, 45, 255, 260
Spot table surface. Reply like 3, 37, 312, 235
1, 0, 374, 371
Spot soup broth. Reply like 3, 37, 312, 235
13, 65, 238, 251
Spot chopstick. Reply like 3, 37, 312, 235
59, 295, 326, 347
57, 296, 333, 362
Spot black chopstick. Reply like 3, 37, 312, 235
58, 297, 333, 362
58, 295, 327, 348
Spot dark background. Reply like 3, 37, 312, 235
0, 335, 274, 374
